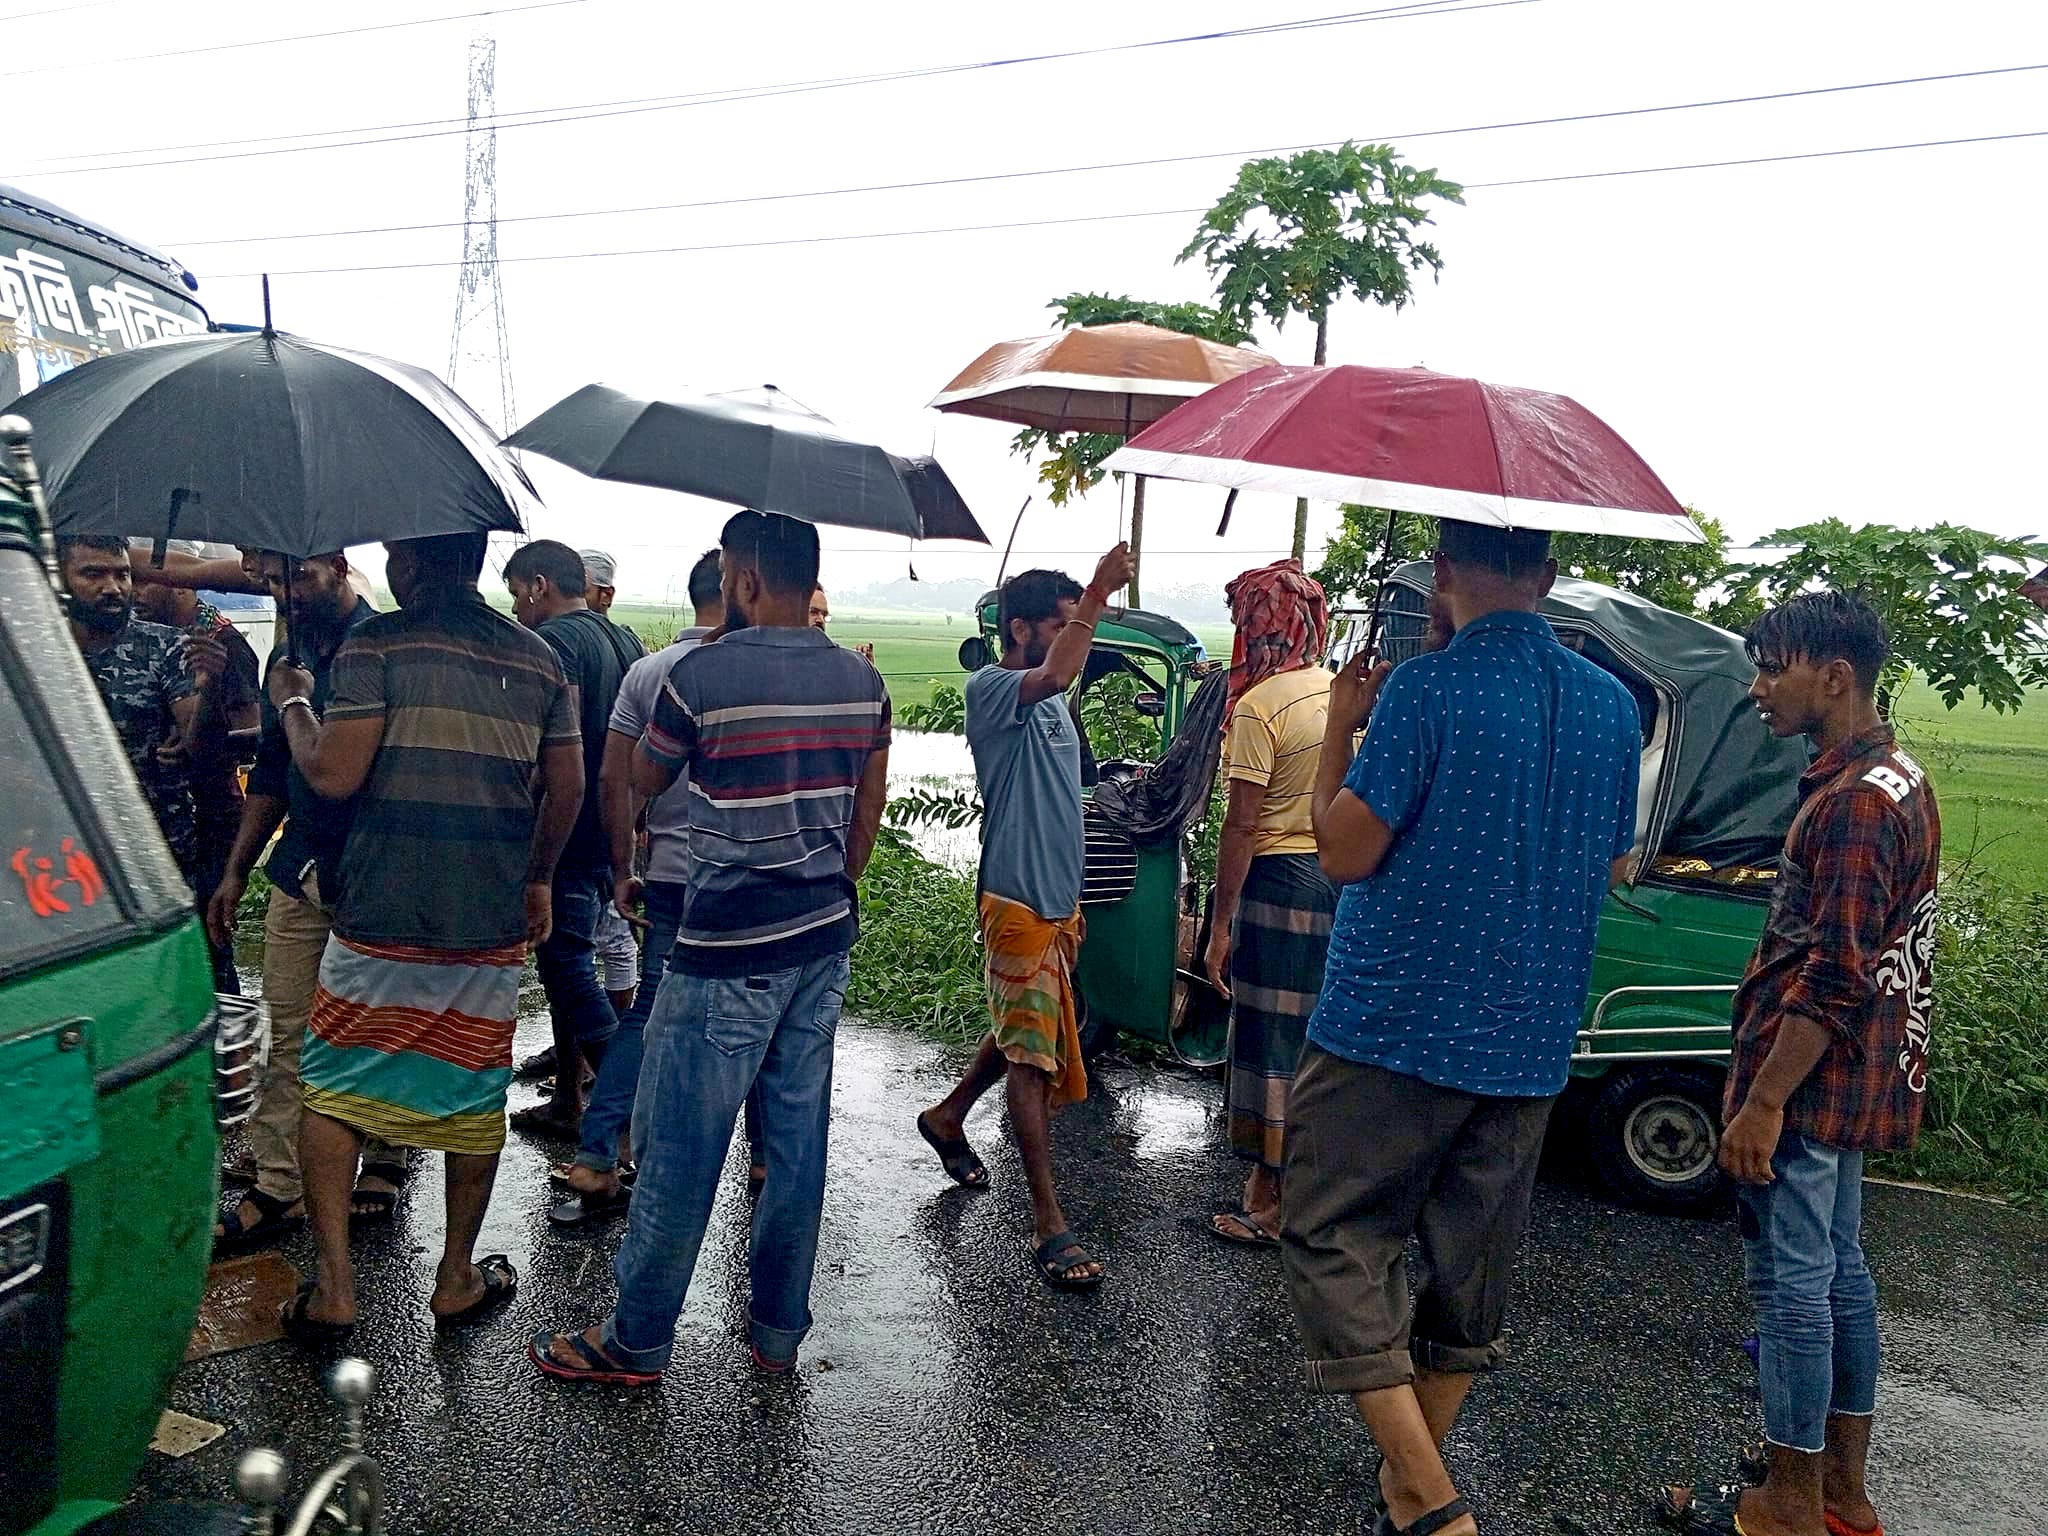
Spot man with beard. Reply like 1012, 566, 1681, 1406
917, 545, 1135, 1292
133, 545, 262, 992
206, 551, 406, 1250
60, 536, 207, 880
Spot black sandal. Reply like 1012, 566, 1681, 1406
548, 1181, 631, 1228
433, 1254, 518, 1328
1034, 1231, 1104, 1291
1207, 1209, 1280, 1248
349, 1161, 406, 1226
279, 1281, 354, 1348
510, 1101, 582, 1140
916, 1111, 990, 1189
214, 1187, 303, 1254
1373, 1497, 1473, 1536
1652, 1483, 1743, 1535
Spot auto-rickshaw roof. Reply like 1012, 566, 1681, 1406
976, 590, 1205, 662
1382, 559, 1804, 867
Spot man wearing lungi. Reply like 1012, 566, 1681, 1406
917, 543, 1135, 1291
264, 530, 584, 1343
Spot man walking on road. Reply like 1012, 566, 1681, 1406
530, 511, 890, 1384
506, 539, 640, 1138
207, 551, 409, 1248
916, 544, 1135, 1292
1283, 523, 1640, 1536
549, 547, 724, 1225
266, 531, 582, 1341
1662, 593, 1939, 1536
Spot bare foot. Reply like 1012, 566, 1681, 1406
558, 1164, 623, 1200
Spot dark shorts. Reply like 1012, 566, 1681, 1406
1280, 1046, 1556, 1394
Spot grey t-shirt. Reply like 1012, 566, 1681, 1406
965, 665, 1084, 920
609, 627, 711, 886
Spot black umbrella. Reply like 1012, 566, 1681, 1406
503, 383, 989, 543
14, 328, 537, 556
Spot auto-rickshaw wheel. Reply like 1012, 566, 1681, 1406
1587, 1065, 1730, 1211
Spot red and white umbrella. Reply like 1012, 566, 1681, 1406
1103, 362, 1701, 543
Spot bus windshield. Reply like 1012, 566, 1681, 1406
1, 183, 209, 413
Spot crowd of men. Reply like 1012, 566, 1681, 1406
57, 510, 1939, 1536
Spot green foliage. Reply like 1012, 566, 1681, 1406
849, 829, 987, 1041
1010, 291, 1252, 508
1309, 503, 1736, 623
1725, 521, 2048, 712
1045, 291, 1251, 345
1079, 671, 1160, 764
898, 682, 966, 735
886, 783, 982, 831
1877, 868, 2048, 1203
1180, 142, 1465, 350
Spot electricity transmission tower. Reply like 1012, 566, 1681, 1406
447, 36, 516, 434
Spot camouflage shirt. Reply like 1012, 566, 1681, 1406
81, 618, 197, 874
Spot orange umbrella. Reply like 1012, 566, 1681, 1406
930, 322, 1276, 602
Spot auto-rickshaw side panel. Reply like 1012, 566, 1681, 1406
1074, 842, 1181, 1046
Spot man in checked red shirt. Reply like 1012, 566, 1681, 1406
1710, 592, 1940, 1536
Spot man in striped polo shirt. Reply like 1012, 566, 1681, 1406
264, 530, 584, 1342
531, 510, 891, 1386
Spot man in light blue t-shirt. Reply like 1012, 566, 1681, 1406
919, 544, 1133, 1292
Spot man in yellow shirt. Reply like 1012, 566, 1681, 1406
1204, 560, 1337, 1247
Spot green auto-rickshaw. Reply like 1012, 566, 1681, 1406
0, 419, 381, 1536
969, 564, 1802, 1212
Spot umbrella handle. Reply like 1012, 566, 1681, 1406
994, 495, 1032, 590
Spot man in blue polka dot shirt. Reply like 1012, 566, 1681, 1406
1279, 521, 1641, 1536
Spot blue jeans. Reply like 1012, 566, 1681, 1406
603, 949, 849, 1371
535, 868, 620, 1054
573, 880, 686, 1173
1739, 1130, 1880, 1453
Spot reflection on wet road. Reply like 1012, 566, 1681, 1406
152, 1013, 2047, 1534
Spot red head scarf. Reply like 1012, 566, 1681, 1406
1224, 558, 1329, 721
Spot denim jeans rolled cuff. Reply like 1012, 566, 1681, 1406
749, 1307, 810, 1365
599, 1312, 672, 1375
1301, 1347, 1416, 1394
1411, 1332, 1508, 1375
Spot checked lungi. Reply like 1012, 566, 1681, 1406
1227, 852, 1336, 1171
300, 934, 525, 1155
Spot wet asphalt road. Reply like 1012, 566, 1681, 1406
149, 1009, 2046, 1536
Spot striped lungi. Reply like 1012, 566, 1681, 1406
980, 891, 1088, 1109
300, 933, 525, 1155
1227, 853, 1336, 1171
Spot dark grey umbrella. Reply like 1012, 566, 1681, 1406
14, 328, 537, 555
503, 383, 989, 543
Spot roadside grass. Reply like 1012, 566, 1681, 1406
848, 829, 985, 1042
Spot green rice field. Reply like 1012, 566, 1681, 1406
612, 603, 2046, 894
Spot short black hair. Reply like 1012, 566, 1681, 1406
998, 568, 1084, 650
1438, 521, 1552, 582
686, 547, 722, 610
57, 534, 130, 564
503, 538, 588, 596
1745, 590, 1889, 694
406, 530, 490, 585
721, 510, 819, 598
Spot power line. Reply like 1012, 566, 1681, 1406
213, 127, 2048, 280
163, 61, 2048, 249
0, 0, 590, 80
0, 0, 1528, 177
0, 0, 120, 18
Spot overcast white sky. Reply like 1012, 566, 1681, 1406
7, 0, 2044, 603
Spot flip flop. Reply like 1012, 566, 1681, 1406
1207, 1209, 1280, 1248
515, 1045, 558, 1080
548, 1181, 631, 1227
1825, 1516, 1882, 1536
433, 1254, 518, 1328
214, 1187, 303, 1254
1034, 1231, 1104, 1291
1371, 1499, 1473, 1536
279, 1281, 354, 1349
916, 1111, 990, 1189
348, 1160, 406, 1226
528, 1326, 660, 1386
549, 1161, 635, 1188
